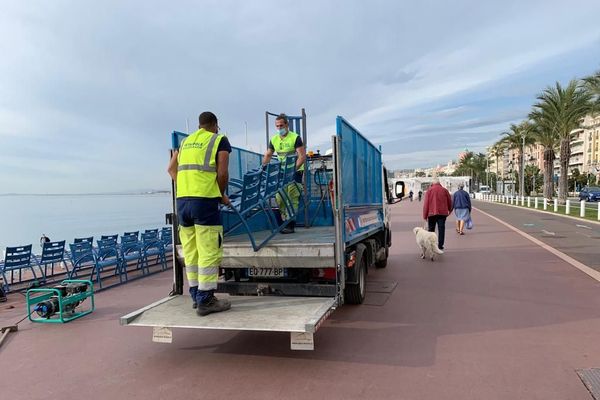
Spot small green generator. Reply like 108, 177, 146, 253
26, 280, 95, 323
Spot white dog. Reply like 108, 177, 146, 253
413, 227, 444, 261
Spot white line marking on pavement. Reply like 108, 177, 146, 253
541, 230, 555, 236
576, 224, 592, 230
474, 207, 600, 283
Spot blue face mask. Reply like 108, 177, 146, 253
276, 128, 287, 136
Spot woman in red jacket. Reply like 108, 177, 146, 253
422, 178, 453, 250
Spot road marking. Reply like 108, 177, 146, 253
541, 230, 555, 236
576, 224, 592, 230
474, 207, 600, 283
523, 223, 535, 227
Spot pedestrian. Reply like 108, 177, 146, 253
452, 183, 471, 235
40, 234, 50, 248
167, 111, 232, 316
422, 178, 453, 250
262, 114, 306, 234
418, 190, 423, 202
409, 190, 414, 201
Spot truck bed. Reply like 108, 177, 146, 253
186, 226, 336, 269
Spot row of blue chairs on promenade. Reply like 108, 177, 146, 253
224, 155, 302, 251
0, 227, 173, 292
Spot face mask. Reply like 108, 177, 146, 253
276, 128, 287, 136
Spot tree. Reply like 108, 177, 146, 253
531, 80, 592, 203
489, 142, 504, 190
527, 114, 558, 200
415, 171, 426, 177
500, 121, 536, 196
453, 151, 487, 188
584, 70, 600, 114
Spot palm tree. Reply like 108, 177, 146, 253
527, 114, 558, 200
531, 80, 592, 203
500, 121, 535, 196
583, 70, 600, 113
488, 142, 504, 191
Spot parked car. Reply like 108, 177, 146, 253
478, 185, 491, 194
579, 186, 600, 202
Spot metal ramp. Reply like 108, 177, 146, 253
120, 294, 336, 350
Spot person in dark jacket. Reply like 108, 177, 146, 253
452, 183, 472, 235
422, 178, 453, 250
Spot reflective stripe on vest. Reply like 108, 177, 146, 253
176, 129, 223, 198
271, 131, 304, 171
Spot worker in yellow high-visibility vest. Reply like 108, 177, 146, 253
167, 111, 232, 316
262, 113, 306, 234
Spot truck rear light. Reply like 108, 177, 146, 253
346, 251, 356, 268
312, 268, 336, 280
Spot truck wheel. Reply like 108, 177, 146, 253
375, 246, 388, 269
345, 244, 367, 304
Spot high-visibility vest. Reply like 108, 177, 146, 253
176, 128, 223, 198
271, 131, 304, 171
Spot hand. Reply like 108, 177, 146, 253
221, 194, 230, 205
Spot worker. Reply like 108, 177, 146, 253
262, 113, 306, 234
167, 111, 232, 316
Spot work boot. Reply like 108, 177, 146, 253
281, 221, 295, 234
189, 286, 198, 309
196, 296, 231, 316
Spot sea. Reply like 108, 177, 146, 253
0, 193, 172, 257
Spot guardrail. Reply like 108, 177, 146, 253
474, 193, 600, 221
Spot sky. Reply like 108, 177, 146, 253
1, 0, 600, 193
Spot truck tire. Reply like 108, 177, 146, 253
345, 244, 367, 304
375, 229, 389, 269
375, 246, 388, 269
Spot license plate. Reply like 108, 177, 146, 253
247, 267, 287, 278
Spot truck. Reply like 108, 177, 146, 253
120, 112, 393, 350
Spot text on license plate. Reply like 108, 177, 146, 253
248, 267, 287, 278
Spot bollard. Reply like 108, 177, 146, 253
510, 196, 514, 205
566, 199, 570, 215
521, 196, 525, 206
543, 198, 547, 210
527, 197, 531, 207
554, 199, 558, 212
581, 200, 585, 218
534, 197, 538, 209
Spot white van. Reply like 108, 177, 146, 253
478, 185, 491, 194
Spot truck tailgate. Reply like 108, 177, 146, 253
120, 295, 335, 334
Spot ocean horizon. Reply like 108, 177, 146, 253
0, 193, 172, 256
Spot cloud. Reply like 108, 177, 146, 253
1, 0, 600, 192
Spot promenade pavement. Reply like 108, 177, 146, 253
1, 200, 600, 400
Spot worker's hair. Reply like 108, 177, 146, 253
199, 111, 218, 127
275, 113, 289, 125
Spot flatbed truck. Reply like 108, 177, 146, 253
120, 114, 392, 350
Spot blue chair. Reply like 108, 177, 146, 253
35, 240, 68, 278
0, 244, 40, 292
259, 161, 282, 228
223, 169, 271, 251
100, 234, 118, 244
123, 231, 139, 240
141, 232, 167, 272
160, 227, 173, 252
74, 236, 94, 244
144, 229, 159, 240
68, 241, 96, 282
119, 234, 144, 275
96, 238, 125, 285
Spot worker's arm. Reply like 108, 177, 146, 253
217, 150, 230, 205
295, 145, 306, 170
262, 148, 274, 166
167, 150, 179, 181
